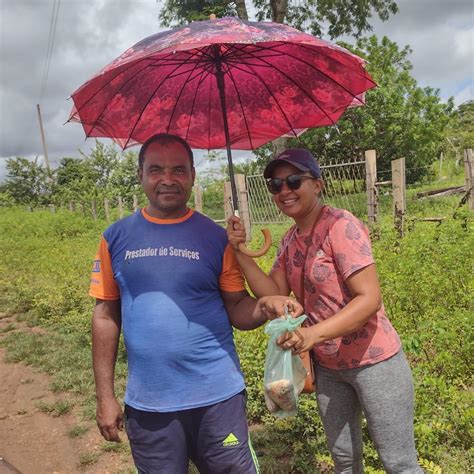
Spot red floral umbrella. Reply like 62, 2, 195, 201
68, 17, 375, 254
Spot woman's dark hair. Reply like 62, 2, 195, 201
138, 133, 194, 169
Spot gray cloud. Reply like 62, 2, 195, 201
0, 0, 472, 182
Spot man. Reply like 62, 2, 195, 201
89, 133, 301, 473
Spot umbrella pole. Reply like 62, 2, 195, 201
213, 47, 271, 258
214, 50, 239, 214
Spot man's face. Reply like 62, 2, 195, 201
138, 140, 195, 219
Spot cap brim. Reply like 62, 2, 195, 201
263, 159, 310, 178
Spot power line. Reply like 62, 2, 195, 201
39, 0, 61, 102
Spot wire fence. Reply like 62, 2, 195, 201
246, 159, 367, 224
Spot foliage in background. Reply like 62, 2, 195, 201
2, 141, 145, 211
0, 193, 472, 472
159, 0, 399, 38
254, 36, 454, 184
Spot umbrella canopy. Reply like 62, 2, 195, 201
68, 17, 375, 152
68, 17, 375, 256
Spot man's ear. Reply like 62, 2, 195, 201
191, 167, 196, 184
137, 167, 143, 183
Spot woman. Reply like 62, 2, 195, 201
227, 149, 423, 474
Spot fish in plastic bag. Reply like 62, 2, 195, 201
263, 312, 308, 418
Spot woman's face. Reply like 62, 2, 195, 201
270, 163, 323, 220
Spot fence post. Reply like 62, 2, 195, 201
464, 149, 473, 211
193, 185, 203, 213
118, 196, 124, 219
365, 150, 377, 224
91, 199, 97, 221
133, 194, 139, 212
391, 157, 406, 236
235, 174, 252, 241
104, 198, 110, 221
49, 204, 56, 213
223, 182, 233, 223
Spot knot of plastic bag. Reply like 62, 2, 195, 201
264, 314, 307, 339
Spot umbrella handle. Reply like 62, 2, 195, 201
237, 228, 272, 258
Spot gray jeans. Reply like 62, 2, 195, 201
315, 350, 423, 474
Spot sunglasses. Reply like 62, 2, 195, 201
266, 174, 317, 194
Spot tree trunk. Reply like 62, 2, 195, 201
234, 0, 248, 20
270, 0, 288, 24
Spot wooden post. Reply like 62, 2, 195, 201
91, 199, 97, 221
49, 204, 56, 213
104, 198, 110, 221
463, 149, 473, 211
80, 202, 85, 216
193, 185, 203, 213
133, 194, 139, 212
118, 196, 124, 219
223, 182, 233, 223
391, 157, 406, 236
68, 201, 74, 212
235, 174, 252, 241
36, 104, 51, 177
365, 150, 377, 224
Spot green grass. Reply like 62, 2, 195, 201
78, 451, 99, 468
68, 425, 89, 438
36, 399, 74, 417
0, 199, 472, 473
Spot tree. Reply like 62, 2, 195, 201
4, 157, 51, 206
444, 100, 474, 164
281, 36, 453, 183
108, 151, 143, 205
159, 0, 398, 38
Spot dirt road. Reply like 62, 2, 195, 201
0, 315, 134, 474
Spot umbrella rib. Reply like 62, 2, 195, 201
238, 41, 370, 81
231, 42, 373, 101
223, 62, 255, 149
166, 50, 211, 133
292, 42, 374, 79
123, 61, 189, 149
272, 43, 374, 99
72, 52, 178, 118
183, 65, 213, 142
227, 61, 297, 137
227, 44, 336, 126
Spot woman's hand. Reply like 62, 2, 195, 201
277, 326, 318, 354
227, 216, 247, 251
257, 296, 303, 321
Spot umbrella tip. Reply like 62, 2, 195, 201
209, 14, 216, 20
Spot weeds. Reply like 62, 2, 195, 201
68, 425, 89, 438
36, 399, 74, 417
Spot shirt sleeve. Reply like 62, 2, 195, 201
89, 236, 120, 300
219, 244, 246, 292
328, 212, 375, 280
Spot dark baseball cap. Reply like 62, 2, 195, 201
263, 148, 321, 179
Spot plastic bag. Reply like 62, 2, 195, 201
263, 313, 308, 418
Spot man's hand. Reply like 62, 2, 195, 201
96, 397, 124, 442
277, 326, 318, 354
257, 295, 303, 321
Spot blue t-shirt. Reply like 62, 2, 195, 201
90, 209, 246, 412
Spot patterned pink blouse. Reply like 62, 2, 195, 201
271, 206, 401, 370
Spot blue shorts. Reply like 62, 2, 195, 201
124, 390, 259, 473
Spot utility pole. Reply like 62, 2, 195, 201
36, 104, 51, 175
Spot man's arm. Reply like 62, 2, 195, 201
221, 290, 303, 330
92, 298, 123, 442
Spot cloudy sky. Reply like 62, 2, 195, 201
0, 0, 472, 181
